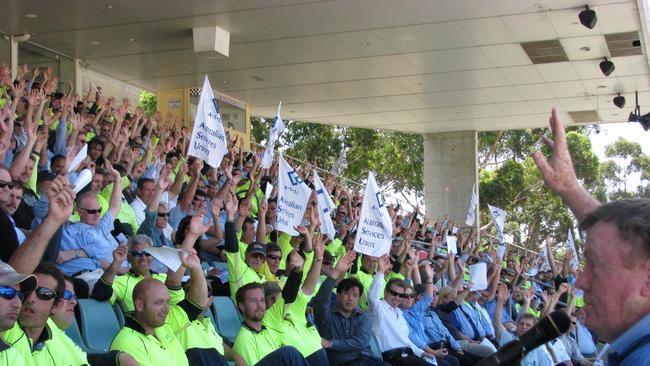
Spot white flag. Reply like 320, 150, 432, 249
496, 244, 507, 260
488, 204, 507, 244
567, 229, 579, 270
329, 148, 347, 176
538, 246, 552, 272
354, 171, 393, 257
261, 102, 286, 169
276, 155, 312, 236
312, 171, 337, 240
187, 76, 228, 168
465, 183, 478, 226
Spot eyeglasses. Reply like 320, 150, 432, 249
571, 321, 577, 325
0, 181, 14, 189
266, 254, 281, 261
130, 250, 152, 258
0, 287, 24, 300
157, 212, 170, 217
31, 287, 58, 301
79, 207, 101, 215
62, 289, 77, 301
387, 289, 410, 298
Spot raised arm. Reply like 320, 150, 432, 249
302, 233, 324, 296
531, 108, 600, 221
368, 255, 390, 313
104, 161, 123, 218
545, 239, 559, 278
493, 283, 510, 339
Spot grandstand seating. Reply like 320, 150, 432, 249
64, 316, 90, 353
77, 299, 122, 353
211, 296, 242, 343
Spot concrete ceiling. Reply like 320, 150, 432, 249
2, 0, 650, 133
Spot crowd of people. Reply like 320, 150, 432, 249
0, 63, 648, 366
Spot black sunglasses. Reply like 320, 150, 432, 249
62, 289, 77, 301
80, 207, 102, 215
0, 181, 14, 189
387, 289, 411, 299
130, 250, 152, 258
0, 287, 24, 301
157, 212, 170, 217
31, 287, 58, 301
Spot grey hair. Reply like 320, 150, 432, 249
127, 234, 153, 250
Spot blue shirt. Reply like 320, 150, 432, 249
403, 295, 434, 349
57, 212, 118, 276
450, 303, 486, 340
484, 298, 514, 324
608, 313, 650, 366
423, 308, 462, 351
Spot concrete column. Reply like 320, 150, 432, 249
9, 36, 18, 80
423, 130, 478, 228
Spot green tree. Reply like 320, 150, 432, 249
139, 90, 157, 117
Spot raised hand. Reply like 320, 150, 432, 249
188, 213, 211, 237
112, 244, 128, 263
377, 254, 391, 274
286, 250, 305, 273
496, 283, 509, 303
210, 198, 223, 219
180, 248, 202, 271
332, 250, 356, 277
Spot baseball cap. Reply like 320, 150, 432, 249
246, 242, 267, 256
0, 261, 37, 292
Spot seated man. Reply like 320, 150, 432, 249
45, 162, 124, 289
0, 260, 36, 365
493, 283, 554, 366
3, 262, 135, 365
92, 235, 183, 313
109, 249, 209, 366
232, 254, 310, 366
313, 250, 389, 366
1, 184, 26, 245
368, 255, 436, 365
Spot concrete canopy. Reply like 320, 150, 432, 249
2, 0, 650, 132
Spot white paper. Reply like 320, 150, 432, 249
68, 144, 88, 173
73, 169, 93, 193
261, 102, 285, 169
264, 182, 273, 201
144, 246, 187, 271
451, 226, 458, 235
447, 235, 458, 255
465, 183, 478, 226
488, 204, 507, 244
329, 148, 347, 176
276, 155, 312, 236
187, 76, 228, 168
538, 245, 552, 272
313, 170, 337, 240
354, 171, 394, 257
115, 233, 128, 244
469, 262, 488, 291
496, 244, 506, 260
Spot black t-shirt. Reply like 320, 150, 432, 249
13, 186, 38, 230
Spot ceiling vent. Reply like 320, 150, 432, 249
605, 31, 642, 57
521, 39, 568, 64
568, 110, 600, 123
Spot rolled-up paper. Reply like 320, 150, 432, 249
73, 169, 93, 193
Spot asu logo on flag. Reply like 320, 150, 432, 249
375, 192, 385, 208
288, 171, 303, 186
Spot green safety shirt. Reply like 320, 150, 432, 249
100, 271, 184, 314
3, 319, 88, 366
277, 291, 323, 357
0, 338, 24, 366
175, 313, 226, 363
227, 241, 266, 300
110, 300, 203, 366
234, 322, 284, 366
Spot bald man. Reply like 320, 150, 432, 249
110, 249, 208, 366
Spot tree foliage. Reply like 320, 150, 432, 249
139, 90, 157, 117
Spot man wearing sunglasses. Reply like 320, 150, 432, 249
93, 234, 188, 314
0, 167, 21, 263
136, 175, 174, 249
368, 255, 436, 365
0, 260, 36, 365
49, 161, 125, 289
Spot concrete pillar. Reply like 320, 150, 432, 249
423, 130, 478, 228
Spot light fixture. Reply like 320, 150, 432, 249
613, 93, 625, 109
361, 42, 370, 47
579, 5, 597, 29
627, 91, 650, 130
599, 57, 615, 76
24, 13, 37, 19
89, 40, 101, 46
579, 46, 591, 52
128, 37, 136, 42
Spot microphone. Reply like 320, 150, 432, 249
476, 310, 571, 366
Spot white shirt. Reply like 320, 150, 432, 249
130, 195, 174, 239
368, 273, 427, 358
546, 338, 571, 363
498, 330, 553, 366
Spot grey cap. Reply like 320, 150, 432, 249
0, 261, 37, 292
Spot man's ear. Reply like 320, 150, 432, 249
134, 298, 144, 312
641, 258, 650, 298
